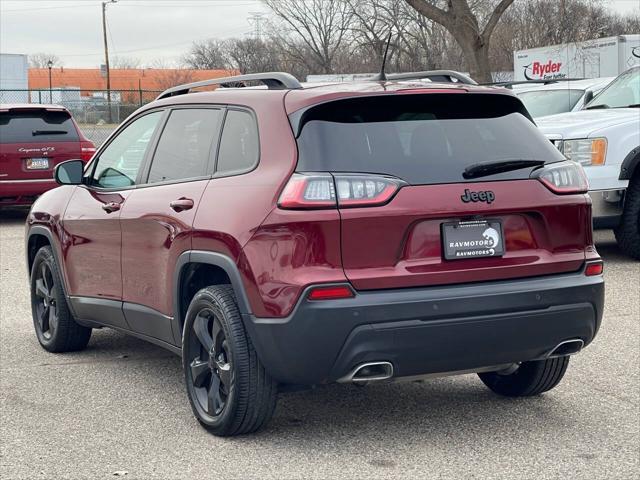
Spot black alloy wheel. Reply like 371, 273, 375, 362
30, 245, 92, 352
186, 308, 232, 417
182, 285, 277, 436
32, 260, 58, 340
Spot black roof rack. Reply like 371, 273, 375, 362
384, 70, 477, 85
157, 72, 303, 100
483, 78, 586, 89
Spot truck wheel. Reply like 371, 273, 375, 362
30, 246, 92, 352
182, 285, 278, 436
478, 356, 569, 397
615, 175, 640, 260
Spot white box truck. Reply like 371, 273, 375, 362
0, 53, 29, 103
514, 35, 640, 81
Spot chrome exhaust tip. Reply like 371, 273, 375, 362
547, 339, 584, 358
338, 361, 394, 383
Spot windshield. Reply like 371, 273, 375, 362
516, 89, 584, 117
587, 68, 640, 109
294, 94, 564, 185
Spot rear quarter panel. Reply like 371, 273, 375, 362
191, 94, 300, 315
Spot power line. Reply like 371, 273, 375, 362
46, 25, 252, 58
1, 1, 261, 13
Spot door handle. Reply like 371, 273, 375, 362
101, 202, 121, 213
170, 197, 194, 212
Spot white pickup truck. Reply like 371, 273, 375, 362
537, 67, 640, 259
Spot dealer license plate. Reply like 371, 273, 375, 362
442, 220, 504, 260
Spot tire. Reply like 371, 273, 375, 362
615, 174, 640, 260
182, 285, 277, 436
30, 246, 92, 352
478, 356, 570, 397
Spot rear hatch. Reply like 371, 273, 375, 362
0, 108, 85, 181
288, 92, 591, 290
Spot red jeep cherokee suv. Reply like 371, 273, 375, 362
1, 104, 95, 206
25, 72, 604, 436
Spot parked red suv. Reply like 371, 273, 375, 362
0, 104, 95, 207
25, 72, 604, 436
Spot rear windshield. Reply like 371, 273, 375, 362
0, 110, 79, 143
516, 89, 584, 117
294, 94, 564, 185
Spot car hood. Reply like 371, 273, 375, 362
536, 108, 639, 138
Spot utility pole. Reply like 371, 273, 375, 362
102, 0, 117, 123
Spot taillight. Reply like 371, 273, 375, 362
307, 285, 355, 301
278, 173, 336, 209
585, 261, 604, 276
80, 141, 96, 162
334, 175, 404, 207
278, 173, 405, 209
532, 161, 588, 194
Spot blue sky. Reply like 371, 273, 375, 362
0, 0, 637, 68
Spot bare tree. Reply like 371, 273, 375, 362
177, 0, 638, 81
262, 0, 355, 74
491, 0, 640, 72
28, 53, 61, 68
153, 70, 196, 90
226, 38, 281, 74
405, 0, 515, 81
147, 57, 179, 69
348, 0, 397, 66
111, 56, 142, 69
182, 39, 231, 70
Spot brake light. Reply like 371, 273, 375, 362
585, 261, 603, 276
532, 161, 588, 194
278, 173, 405, 209
80, 141, 96, 162
278, 173, 336, 209
307, 285, 354, 301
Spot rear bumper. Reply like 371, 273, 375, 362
243, 271, 604, 385
0, 179, 56, 206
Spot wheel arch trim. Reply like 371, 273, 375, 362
173, 251, 253, 335
619, 147, 640, 180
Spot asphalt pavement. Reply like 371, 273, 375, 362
1, 209, 638, 479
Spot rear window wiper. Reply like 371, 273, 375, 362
32, 130, 68, 135
463, 159, 546, 179
585, 104, 609, 110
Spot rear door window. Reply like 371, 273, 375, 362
147, 108, 223, 184
0, 110, 79, 143
294, 94, 565, 185
216, 109, 259, 175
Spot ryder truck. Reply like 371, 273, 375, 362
514, 35, 640, 81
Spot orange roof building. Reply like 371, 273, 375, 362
29, 68, 238, 95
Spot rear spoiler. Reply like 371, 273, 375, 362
0, 105, 68, 113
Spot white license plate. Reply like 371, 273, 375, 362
26, 158, 49, 170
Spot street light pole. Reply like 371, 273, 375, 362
47, 60, 53, 104
102, 0, 117, 123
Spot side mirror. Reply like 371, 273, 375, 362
54, 159, 84, 185
583, 90, 594, 106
